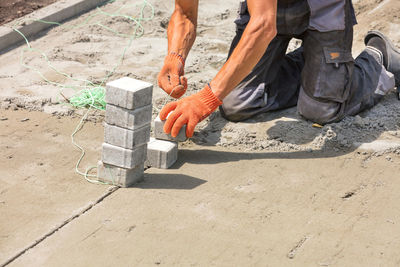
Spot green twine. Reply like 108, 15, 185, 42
13, 0, 155, 110
69, 86, 106, 110
12, 0, 155, 185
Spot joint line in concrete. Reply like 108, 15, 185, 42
0, 186, 119, 267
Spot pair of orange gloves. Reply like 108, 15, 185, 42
157, 53, 222, 138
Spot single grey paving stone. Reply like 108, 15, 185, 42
104, 123, 150, 149
154, 115, 187, 142
105, 77, 153, 109
102, 143, 147, 169
146, 137, 178, 169
105, 104, 152, 130
97, 161, 144, 187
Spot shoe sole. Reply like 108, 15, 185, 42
364, 30, 400, 86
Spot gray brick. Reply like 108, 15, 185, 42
97, 161, 144, 187
105, 104, 152, 130
105, 77, 153, 109
146, 138, 178, 169
102, 143, 147, 169
104, 123, 150, 149
154, 115, 187, 142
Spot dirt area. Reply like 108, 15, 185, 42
1, 0, 400, 266
0, 0, 57, 26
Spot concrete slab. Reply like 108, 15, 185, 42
97, 161, 144, 187
0, 0, 109, 53
104, 123, 150, 149
0, 110, 109, 264
154, 115, 188, 142
146, 137, 178, 169
105, 77, 153, 110
6, 147, 400, 266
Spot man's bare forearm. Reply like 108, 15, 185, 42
167, 0, 199, 59
211, 0, 277, 100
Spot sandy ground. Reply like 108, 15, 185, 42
0, 0, 57, 26
1, 0, 400, 266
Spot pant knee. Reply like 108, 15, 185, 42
219, 105, 249, 122
297, 88, 343, 124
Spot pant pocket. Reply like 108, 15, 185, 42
312, 47, 354, 103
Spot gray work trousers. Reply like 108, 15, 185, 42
220, 0, 395, 124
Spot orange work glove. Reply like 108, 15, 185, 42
157, 52, 188, 99
160, 84, 223, 138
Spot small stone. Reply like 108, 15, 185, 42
353, 115, 364, 127
10, 104, 18, 110
160, 18, 169, 29
1, 103, 10, 109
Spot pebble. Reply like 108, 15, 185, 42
353, 115, 364, 127
10, 104, 18, 110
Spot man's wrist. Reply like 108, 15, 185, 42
198, 84, 222, 111
168, 52, 185, 66
208, 80, 226, 100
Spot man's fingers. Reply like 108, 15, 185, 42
158, 73, 173, 93
180, 76, 188, 89
186, 118, 199, 138
163, 110, 182, 134
159, 72, 188, 99
170, 85, 186, 99
170, 73, 181, 86
171, 115, 188, 138
169, 75, 188, 98
160, 102, 177, 120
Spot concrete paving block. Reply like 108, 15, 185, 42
105, 77, 153, 109
104, 123, 150, 149
102, 143, 147, 169
154, 115, 188, 142
97, 161, 144, 187
105, 104, 152, 130
146, 138, 178, 169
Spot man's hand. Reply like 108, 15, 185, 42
160, 84, 222, 138
157, 53, 188, 99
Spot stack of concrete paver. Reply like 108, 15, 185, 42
97, 77, 153, 187
97, 77, 189, 187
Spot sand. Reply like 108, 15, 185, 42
1, 0, 400, 265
